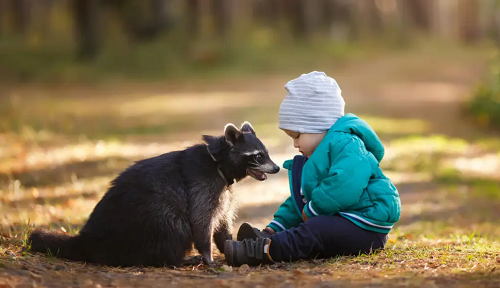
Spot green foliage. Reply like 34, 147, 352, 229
467, 57, 500, 129
0, 34, 365, 84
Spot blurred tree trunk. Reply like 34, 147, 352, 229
434, 0, 459, 40
32, 0, 54, 40
319, 0, 334, 32
11, 0, 31, 35
366, 0, 382, 33
304, 0, 320, 37
396, 0, 410, 45
150, 0, 172, 35
407, 0, 433, 32
186, 0, 200, 39
319, 0, 342, 36
73, 0, 101, 61
347, 0, 366, 41
288, 0, 310, 39
151, 0, 169, 26
0, 0, 5, 35
123, 0, 172, 41
479, 0, 500, 47
211, 0, 230, 39
252, 0, 277, 26
458, 0, 480, 43
493, 7, 500, 48
323, 0, 357, 41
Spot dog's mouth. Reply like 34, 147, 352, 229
247, 169, 267, 181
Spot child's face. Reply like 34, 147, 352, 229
283, 129, 326, 158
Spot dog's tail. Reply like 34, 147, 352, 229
27, 228, 87, 261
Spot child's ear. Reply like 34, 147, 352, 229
224, 123, 242, 146
240, 121, 256, 135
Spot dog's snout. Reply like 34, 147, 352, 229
272, 164, 280, 173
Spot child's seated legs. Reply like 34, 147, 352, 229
268, 215, 387, 262
225, 215, 388, 266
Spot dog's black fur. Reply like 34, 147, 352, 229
28, 122, 279, 267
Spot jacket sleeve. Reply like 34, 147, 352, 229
303, 137, 372, 218
267, 196, 303, 232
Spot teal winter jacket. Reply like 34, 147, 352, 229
267, 114, 401, 234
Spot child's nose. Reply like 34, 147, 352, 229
293, 139, 299, 148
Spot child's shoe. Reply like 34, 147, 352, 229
236, 222, 272, 241
224, 238, 274, 267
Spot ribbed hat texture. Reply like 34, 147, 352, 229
279, 71, 345, 133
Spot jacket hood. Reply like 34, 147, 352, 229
330, 113, 385, 162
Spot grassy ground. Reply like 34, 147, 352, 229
1, 45, 500, 287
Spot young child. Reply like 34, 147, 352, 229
224, 71, 401, 267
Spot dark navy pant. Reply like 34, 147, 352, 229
268, 155, 388, 262
269, 215, 388, 262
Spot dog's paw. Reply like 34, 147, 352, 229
182, 255, 203, 266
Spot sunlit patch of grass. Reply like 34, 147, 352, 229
382, 135, 500, 181
436, 169, 500, 201
21, 219, 33, 250
0, 90, 282, 144
475, 137, 500, 152
382, 150, 446, 174
259, 234, 500, 283
0, 94, 202, 141
359, 115, 431, 135
0, 174, 113, 240
117, 92, 259, 117
436, 168, 499, 185
389, 135, 470, 155
377, 135, 473, 175
1, 189, 500, 286
0, 141, 171, 177
394, 218, 500, 240
451, 153, 500, 180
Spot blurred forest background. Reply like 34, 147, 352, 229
0, 0, 500, 82
1, 1, 500, 287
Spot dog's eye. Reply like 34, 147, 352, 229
254, 153, 262, 159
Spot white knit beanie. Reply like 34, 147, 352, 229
279, 71, 345, 133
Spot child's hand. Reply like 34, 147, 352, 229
302, 209, 308, 221
263, 227, 276, 235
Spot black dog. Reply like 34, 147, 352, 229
28, 122, 280, 267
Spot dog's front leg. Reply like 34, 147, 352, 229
213, 201, 235, 253
191, 212, 215, 265
213, 225, 232, 254
193, 224, 214, 265
213, 189, 236, 254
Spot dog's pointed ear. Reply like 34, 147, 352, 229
224, 123, 242, 146
202, 135, 218, 146
202, 135, 221, 158
240, 121, 256, 135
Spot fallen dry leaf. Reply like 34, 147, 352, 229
238, 264, 250, 274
